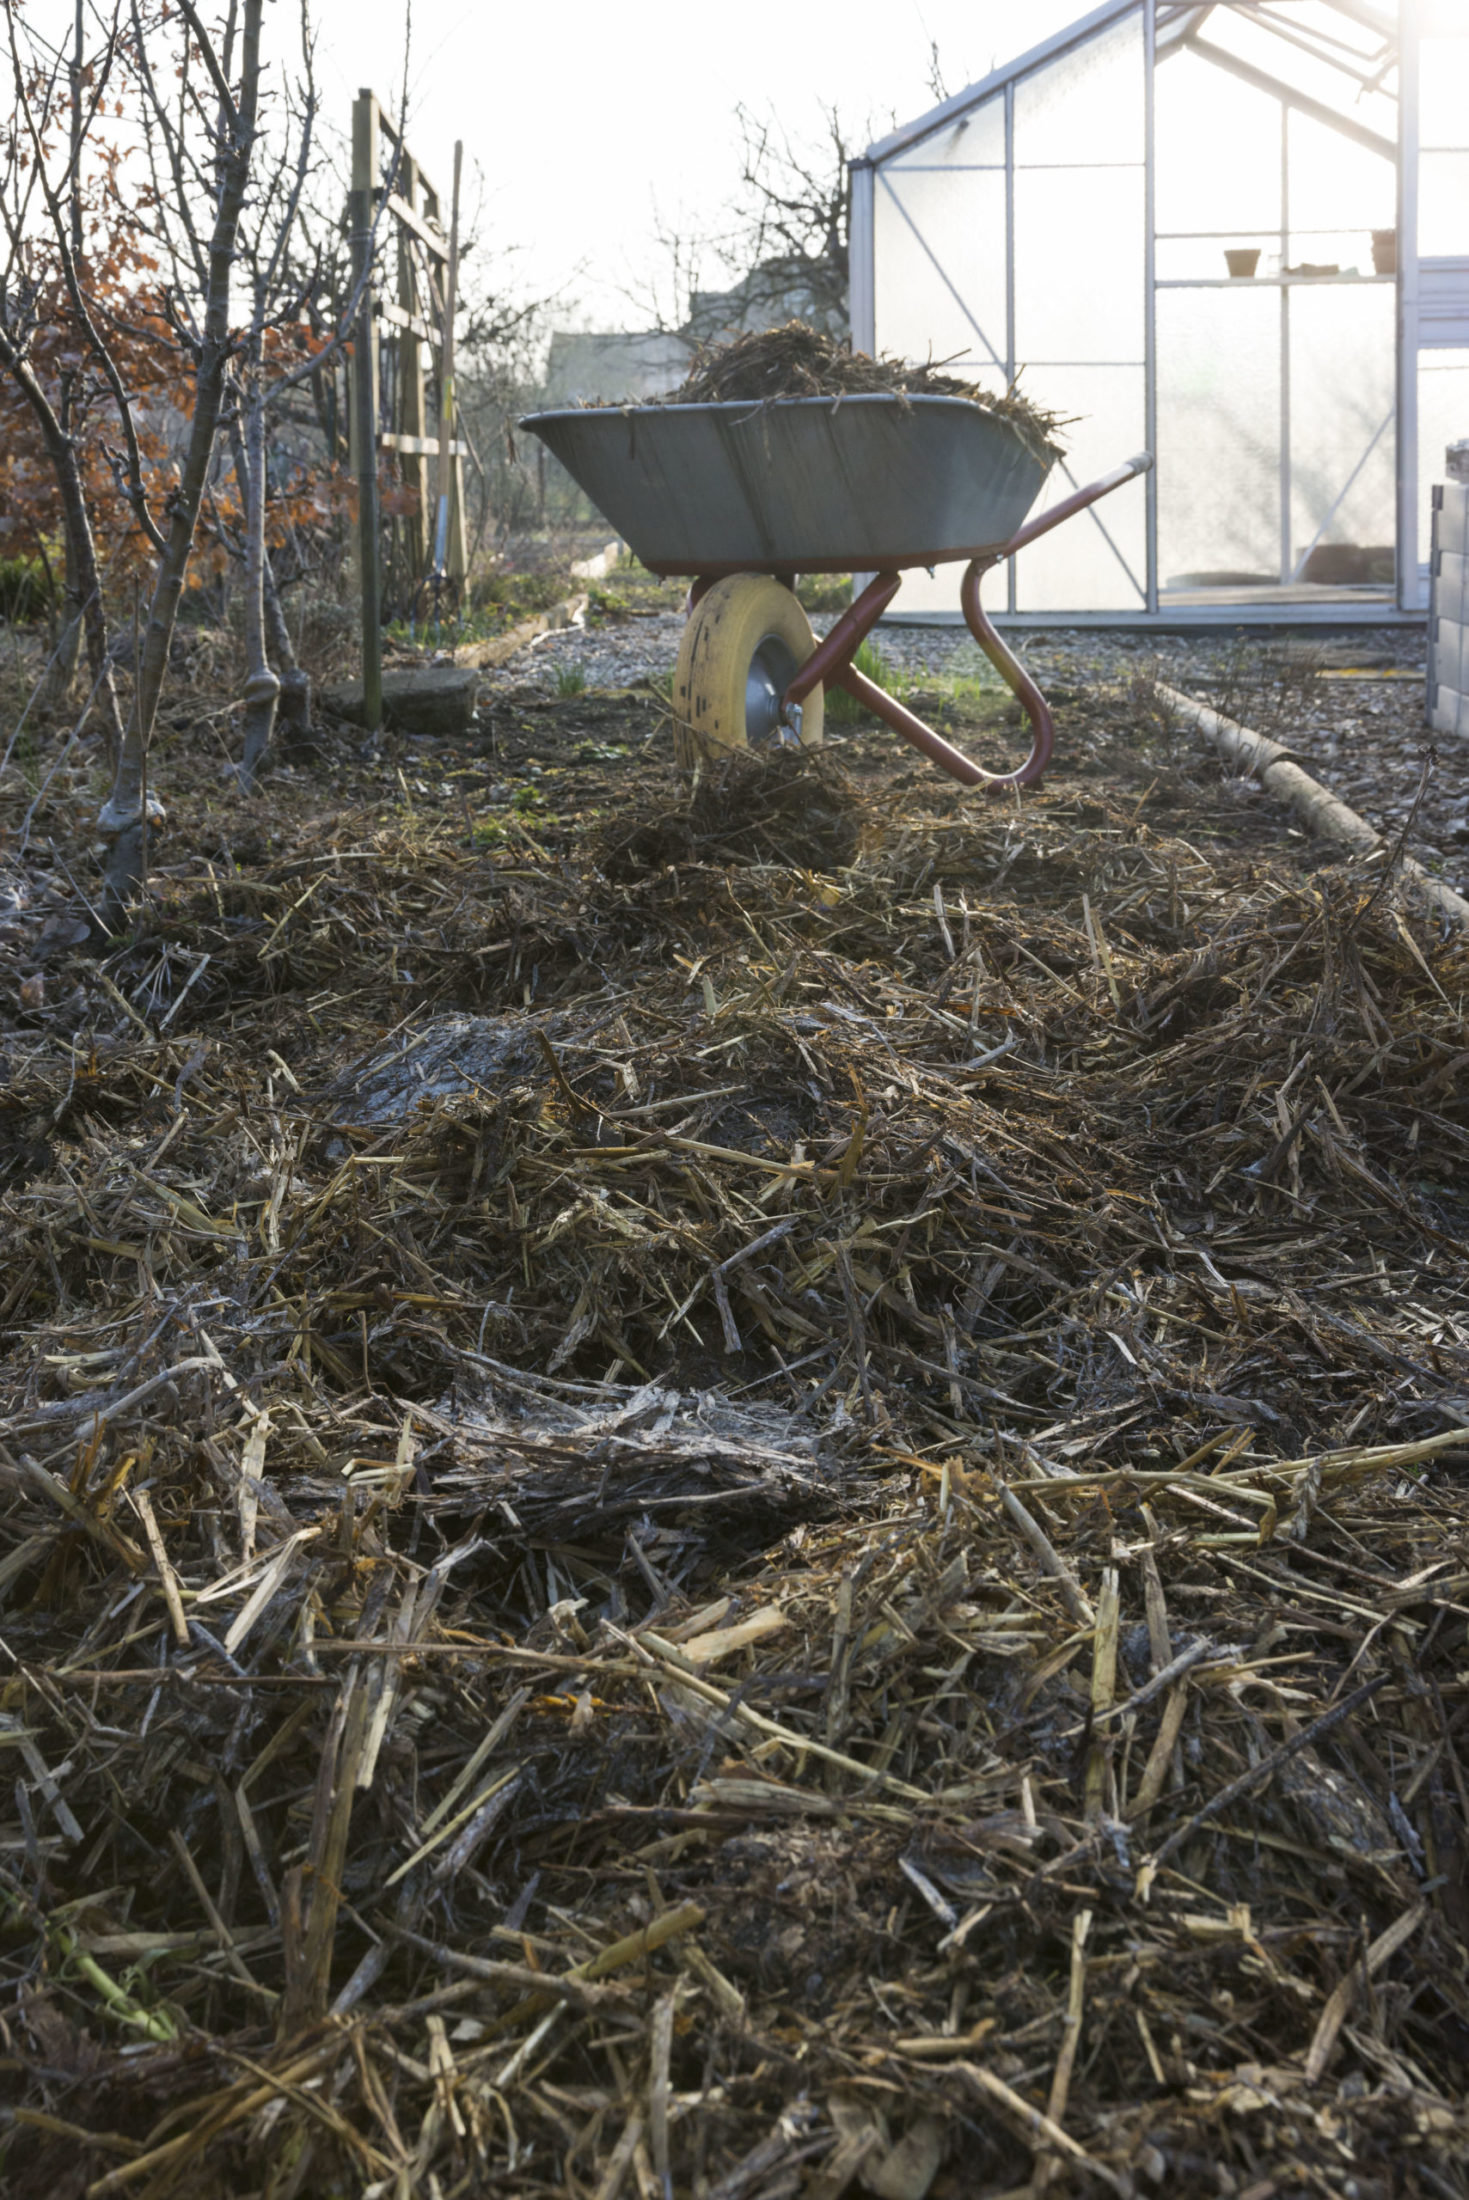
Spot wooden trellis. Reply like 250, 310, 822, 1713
348, 90, 470, 732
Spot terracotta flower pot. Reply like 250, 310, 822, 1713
1225, 248, 1261, 279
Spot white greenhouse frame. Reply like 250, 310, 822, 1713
850, 0, 1469, 625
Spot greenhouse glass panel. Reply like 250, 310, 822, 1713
1153, 47, 1281, 240
1198, 6, 1396, 141
874, 167, 1008, 370
884, 97, 1005, 170
1155, 235, 1281, 283
1012, 13, 1144, 166
1289, 284, 1396, 583
1286, 110, 1394, 260
1005, 7, 1145, 608
888, 566, 963, 617
1012, 365, 1147, 611
1420, 33, 1469, 146
1420, 153, 1469, 257
1013, 167, 1145, 363
1157, 287, 1281, 590
1290, 0, 1391, 49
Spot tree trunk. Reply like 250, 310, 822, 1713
229, 408, 310, 776
40, 0, 89, 713
265, 554, 312, 747
73, 503, 123, 769
238, 388, 280, 792
99, 0, 265, 925
0, 334, 126, 764
40, 526, 85, 709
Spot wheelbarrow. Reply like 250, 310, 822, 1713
522, 393, 1152, 789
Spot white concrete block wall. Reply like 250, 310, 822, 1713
1429, 483, 1469, 738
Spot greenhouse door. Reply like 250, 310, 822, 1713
1153, 19, 1399, 611
1403, 5, 1469, 609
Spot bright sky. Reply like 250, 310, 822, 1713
308, 0, 1082, 328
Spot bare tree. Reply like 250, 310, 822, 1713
208, 64, 413, 782
710, 103, 855, 339
0, 3, 138, 756
615, 209, 708, 346
925, 39, 953, 105
82, 0, 267, 920
629, 104, 864, 351
219, 15, 325, 787
456, 273, 555, 554
226, 412, 314, 776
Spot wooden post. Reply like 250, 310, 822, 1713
448, 414, 468, 585
351, 89, 383, 735
350, 96, 468, 654
397, 154, 431, 584
433, 142, 464, 584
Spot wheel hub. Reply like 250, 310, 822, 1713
744, 635, 799, 745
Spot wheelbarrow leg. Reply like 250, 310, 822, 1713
784, 566, 1054, 792
779, 570, 1003, 785
829, 662, 1008, 787
784, 572, 903, 706
959, 557, 1053, 787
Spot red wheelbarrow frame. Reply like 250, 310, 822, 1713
680, 450, 1153, 791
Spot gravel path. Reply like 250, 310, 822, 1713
480, 608, 1463, 898
479, 610, 687, 697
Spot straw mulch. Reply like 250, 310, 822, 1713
1, 679, 1468, 2199
665, 322, 1069, 464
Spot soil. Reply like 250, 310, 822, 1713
496, 604, 1461, 902
0, 602, 1467, 2199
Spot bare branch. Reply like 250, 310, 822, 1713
5, 9, 167, 556
173, 0, 239, 131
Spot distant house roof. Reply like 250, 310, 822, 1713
689, 255, 846, 344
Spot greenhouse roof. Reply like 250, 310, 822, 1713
866, 1, 1400, 169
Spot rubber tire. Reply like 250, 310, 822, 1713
672, 575, 824, 766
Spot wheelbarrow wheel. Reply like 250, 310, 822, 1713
672, 575, 824, 767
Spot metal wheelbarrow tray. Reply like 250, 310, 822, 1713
525, 394, 1152, 789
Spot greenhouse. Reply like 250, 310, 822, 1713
849, 0, 1469, 623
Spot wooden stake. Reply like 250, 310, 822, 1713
1158, 682, 1469, 932
351, 91, 383, 735
1084, 1567, 1120, 1821
433, 143, 463, 582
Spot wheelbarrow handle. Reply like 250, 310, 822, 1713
781, 448, 1154, 793
994, 450, 1154, 562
